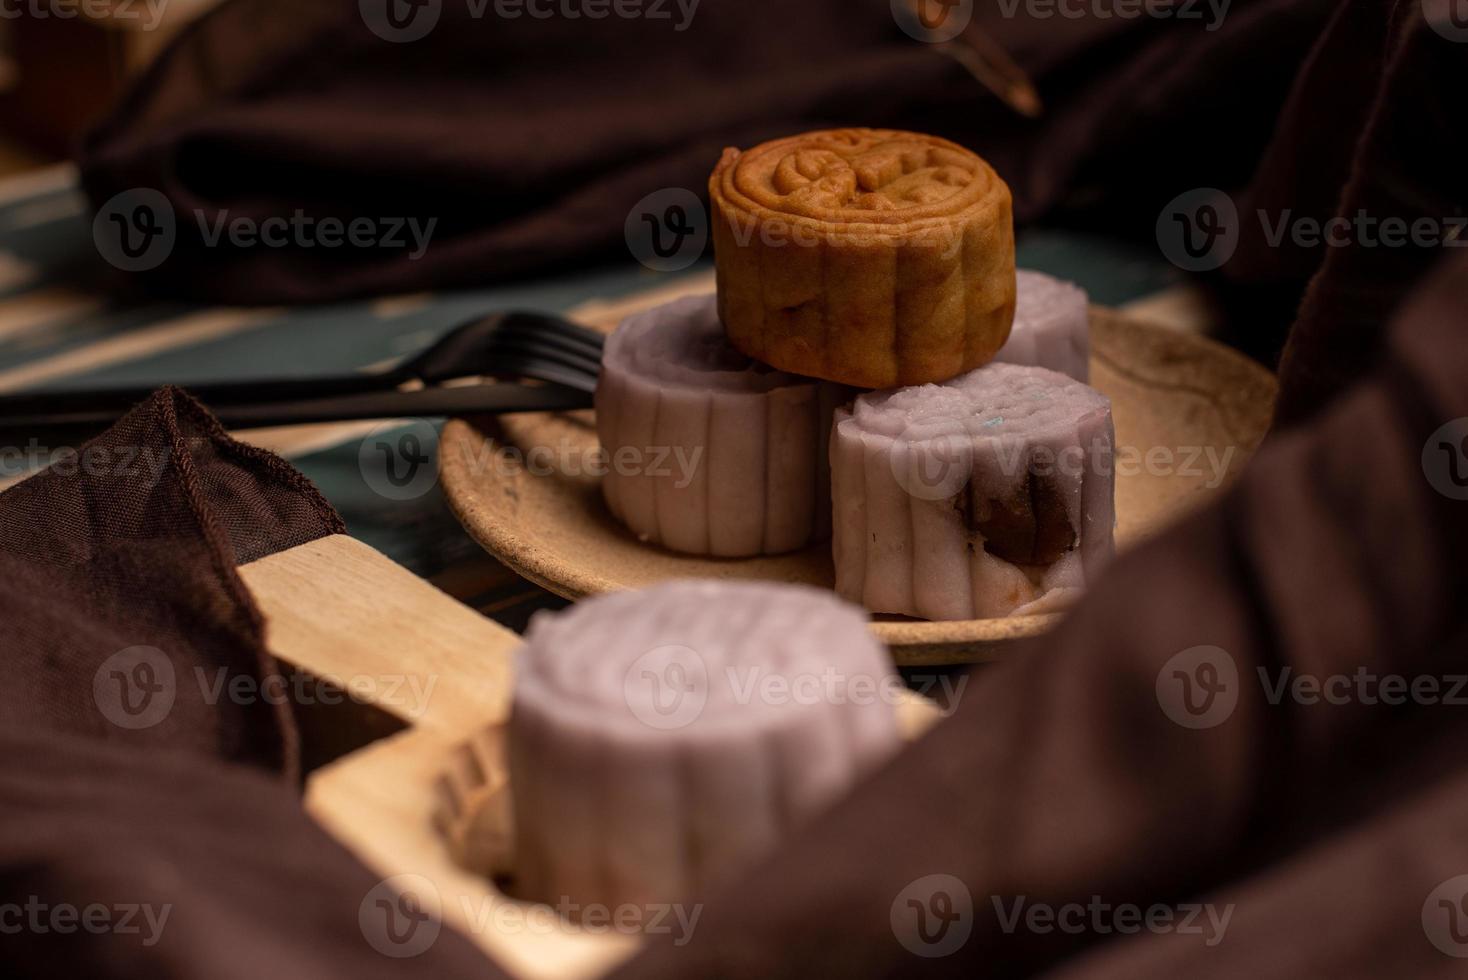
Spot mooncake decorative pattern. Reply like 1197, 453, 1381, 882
508, 580, 901, 910
596, 293, 847, 557
831, 363, 1115, 620
710, 127, 1016, 388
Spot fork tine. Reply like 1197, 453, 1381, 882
486, 331, 603, 376
495, 316, 605, 359
497, 310, 607, 352
487, 353, 598, 394
409, 310, 605, 385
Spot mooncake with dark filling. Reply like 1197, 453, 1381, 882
831, 363, 1114, 620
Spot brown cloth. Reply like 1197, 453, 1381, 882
78, 0, 1334, 304
1235, 0, 1468, 425
0, 388, 342, 777
0, 390, 506, 978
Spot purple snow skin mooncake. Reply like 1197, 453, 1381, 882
832, 363, 1115, 621
993, 270, 1090, 382
507, 580, 901, 912
595, 294, 847, 557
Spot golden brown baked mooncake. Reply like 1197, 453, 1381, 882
709, 128, 1016, 389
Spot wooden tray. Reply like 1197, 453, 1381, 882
440, 305, 1275, 665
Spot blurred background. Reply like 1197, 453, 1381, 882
0, 0, 218, 165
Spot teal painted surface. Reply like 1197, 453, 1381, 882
0, 176, 1180, 576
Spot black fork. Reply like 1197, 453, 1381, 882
0, 310, 605, 443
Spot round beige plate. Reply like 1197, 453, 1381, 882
441, 307, 1275, 665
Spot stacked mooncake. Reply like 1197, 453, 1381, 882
597, 127, 1114, 619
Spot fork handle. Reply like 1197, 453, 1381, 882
0, 383, 592, 450
0, 371, 404, 421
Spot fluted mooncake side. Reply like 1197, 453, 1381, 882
710, 128, 1016, 388
994, 270, 1090, 382
508, 580, 901, 911
596, 294, 846, 556
832, 363, 1115, 620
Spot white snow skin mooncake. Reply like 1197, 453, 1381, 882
596, 294, 847, 557
507, 580, 901, 911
